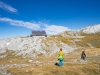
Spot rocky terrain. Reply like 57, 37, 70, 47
0, 24, 100, 75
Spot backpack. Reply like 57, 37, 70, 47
58, 56, 63, 60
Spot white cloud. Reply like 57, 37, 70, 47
43, 24, 70, 35
0, 17, 40, 29
0, 1, 18, 13
0, 17, 70, 35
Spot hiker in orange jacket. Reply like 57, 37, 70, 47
58, 48, 64, 66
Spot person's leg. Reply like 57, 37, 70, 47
83, 55, 85, 60
59, 60, 63, 66
81, 55, 83, 59
82, 55, 84, 60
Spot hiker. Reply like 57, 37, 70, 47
81, 50, 86, 60
58, 48, 64, 66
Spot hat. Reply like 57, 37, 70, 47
60, 48, 62, 50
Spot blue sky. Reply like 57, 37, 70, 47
0, 0, 100, 38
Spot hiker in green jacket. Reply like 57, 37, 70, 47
58, 48, 64, 66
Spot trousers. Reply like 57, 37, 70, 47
59, 59, 64, 66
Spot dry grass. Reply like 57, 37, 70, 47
42, 36, 73, 47
0, 48, 100, 75
52, 32, 100, 48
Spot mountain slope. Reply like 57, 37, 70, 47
80, 24, 100, 34
0, 24, 100, 75
0, 24, 100, 58
0, 36, 77, 58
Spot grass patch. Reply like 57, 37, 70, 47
1, 48, 100, 75
51, 70, 79, 75
7, 69, 32, 75
82, 68, 100, 75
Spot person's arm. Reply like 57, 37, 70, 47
62, 51, 64, 56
